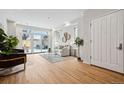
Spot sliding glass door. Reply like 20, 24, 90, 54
41, 32, 49, 52
22, 30, 49, 53
32, 31, 49, 53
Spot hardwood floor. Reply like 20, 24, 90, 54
0, 54, 124, 84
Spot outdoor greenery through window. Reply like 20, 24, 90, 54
22, 30, 48, 53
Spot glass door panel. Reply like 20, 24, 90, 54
32, 34, 42, 53
22, 29, 32, 53
41, 32, 48, 52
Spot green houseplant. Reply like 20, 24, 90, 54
74, 37, 84, 60
0, 28, 19, 55
0, 28, 7, 42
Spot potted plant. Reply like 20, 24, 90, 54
48, 48, 51, 53
74, 37, 84, 61
0, 28, 19, 55
0, 28, 27, 74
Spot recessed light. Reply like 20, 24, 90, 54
64, 21, 71, 26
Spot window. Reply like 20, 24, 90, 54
22, 29, 48, 53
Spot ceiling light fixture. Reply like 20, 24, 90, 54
64, 21, 71, 27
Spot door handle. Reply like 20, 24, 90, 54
117, 43, 122, 50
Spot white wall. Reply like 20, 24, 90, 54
80, 9, 118, 64
0, 12, 7, 33
7, 20, 16, 36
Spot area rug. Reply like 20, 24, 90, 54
41, 53, 64, 63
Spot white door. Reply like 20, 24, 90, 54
91, 11, 124, 73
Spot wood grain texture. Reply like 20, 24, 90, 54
0, 54, 124, 84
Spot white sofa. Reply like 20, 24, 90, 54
57, 46, 70, 57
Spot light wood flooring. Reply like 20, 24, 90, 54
0, 54, 124, 84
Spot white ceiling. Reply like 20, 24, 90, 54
0, 9, 85, 29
